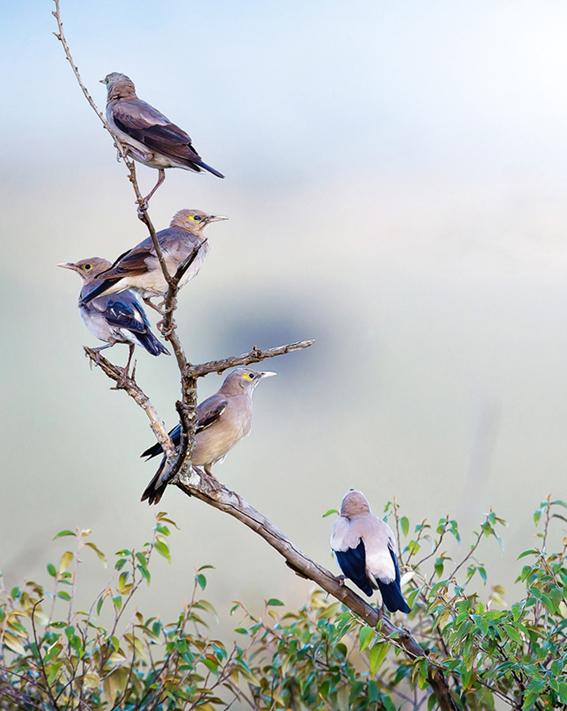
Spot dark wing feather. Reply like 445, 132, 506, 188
140, 397, 227, 460
335, 540, 374, 597
98, 245, 154, 280
112, 99, 181, 133
103, 296, 147, 334
195, 396, 227, 433
113, 99, 201, 164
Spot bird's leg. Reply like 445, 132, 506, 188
142, 296, 165, 316
335, 574, 346, 586
140, 169, 166, 208
118, 344, 136, 386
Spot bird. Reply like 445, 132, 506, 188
140, 367, 276, 505
80, 209, 227, 308
330, 490, 411, 613
101, 72, 224, 204
58, 257, 169, 375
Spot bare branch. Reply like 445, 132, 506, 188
188, 339, 315, 378
172, 477, 456, 710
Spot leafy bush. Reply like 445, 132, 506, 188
0, 500, 565, 709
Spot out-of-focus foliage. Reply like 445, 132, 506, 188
0, 501, 565, 710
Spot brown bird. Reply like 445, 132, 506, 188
101, 72, 224, 204
81, 209, 226, 307
330, 490, 410, 613
141, 368, 276, 505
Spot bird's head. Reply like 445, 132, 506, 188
100, 73, 136, 100
58, 257, 112, 283
340, 490, 371, 518
171, 209, 228, 233
221, 368, 277, 395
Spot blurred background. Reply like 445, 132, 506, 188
1, 0, 567, 629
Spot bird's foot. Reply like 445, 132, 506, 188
197, 467, 222, 492
114, 368, 130, 389
137, 199, 149, 218
335, 574, 346, 586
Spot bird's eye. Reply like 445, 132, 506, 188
83, 264, 92, 271
193, 215, 202, 222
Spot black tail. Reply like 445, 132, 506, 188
141, 441, 163, 459
141, 458, 169, 505
141, 424, 181, 460
377, 579, 411, 613
193, 159, 225, 179
135, 331, 170, 357
81, 277, 121, 305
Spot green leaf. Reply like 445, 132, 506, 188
322, 508, 338, 518
368, 642, 388, 674
58, 551, 74, 573
155, 539, 171, 561
359, 626, 374, 652
85, 541, 106, 563
53, 530, 76, 539
266, 598, 284, 607
47, 563, 57, 578
503, 624, 523, 644
44, 643, 63, 662
57, 591, 71, 601
400, 516, 410, 537
195, 573, 207, 590
518, 548, 539, 559
135, 552, 148, 568
118, 572, 132, 595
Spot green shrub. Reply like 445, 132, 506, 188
0, 501, 565, 709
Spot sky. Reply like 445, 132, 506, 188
2, 0, 567, 636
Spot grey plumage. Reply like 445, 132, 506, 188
101, 72, 224, 203
331, 490, 410, 613
81, 209, 227, 306
58, 257, 169, 368
141, 367, 276, 505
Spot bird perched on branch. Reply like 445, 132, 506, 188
330, 490, 410, 614
58, 257, 169, 375
101, 72, 224, 204
81, 209, 227, 308
141, 368, 276, 505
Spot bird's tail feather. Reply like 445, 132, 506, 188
377, 579, 411, 613
193, 159, 225, 179
141, 458, 169, 505
141, 441, 163, 459
135, 331, 170, 357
